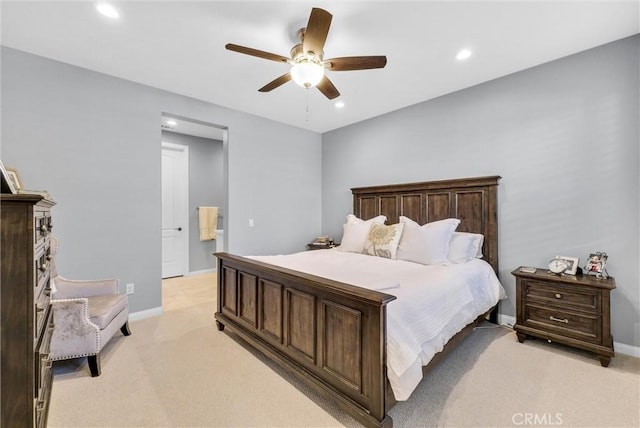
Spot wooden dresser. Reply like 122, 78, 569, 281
512, 267, 615, 367
1, 194, 56, 428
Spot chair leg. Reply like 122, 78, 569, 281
88, 354, 101, 377
120, 321, 132, 336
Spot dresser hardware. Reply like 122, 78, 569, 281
549, 315, 568, 324
40, 224, 48, 234
40, 262, 48, 272
555, 293, 562, 299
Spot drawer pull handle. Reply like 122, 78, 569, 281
555, 293, 562, 299
40, 262, 48, 272
40, 224, 49, 234
549, 316, 568, 324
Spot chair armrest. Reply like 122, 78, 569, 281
50, 298, 101, 358
52, 276, 120, 299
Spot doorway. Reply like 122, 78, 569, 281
161, 142, 189, 278
160, 113, 228, 279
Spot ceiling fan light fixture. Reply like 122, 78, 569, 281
290, 59, 324, 88
96, 3, 119, 19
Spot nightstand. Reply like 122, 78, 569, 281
512, 267, 616, 367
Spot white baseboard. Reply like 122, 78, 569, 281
614, 341, 640, 358
496, 313, 639, 358
186, 268, 216, 276
498, 314, 516, 328
129, 306, 163, 322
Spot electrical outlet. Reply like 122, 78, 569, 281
248, 219, 254, 228
126, 283, 134, 295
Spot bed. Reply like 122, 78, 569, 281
214, 175, 502, 427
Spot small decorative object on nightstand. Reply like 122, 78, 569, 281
306, 236, 336, 250
512, 266, 616, 367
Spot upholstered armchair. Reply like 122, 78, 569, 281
49, 236, 131, 376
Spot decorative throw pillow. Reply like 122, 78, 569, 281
396, 217, 460, 265
362, 223, 404, 259
447, 232, 485, 263
337, 214, 387, 253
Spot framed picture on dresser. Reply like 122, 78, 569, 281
0, 160, 17, 194
6, 168, 22, 191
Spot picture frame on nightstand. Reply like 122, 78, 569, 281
585, 252, 608, 278
555, 255, 579, 275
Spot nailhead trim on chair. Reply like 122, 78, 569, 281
50, 297, 102, 361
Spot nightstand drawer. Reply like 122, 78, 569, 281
523, 303, 601, 343
523, 279, 600, 312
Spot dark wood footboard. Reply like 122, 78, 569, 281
215, 252, 397, 428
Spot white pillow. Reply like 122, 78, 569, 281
346, 214, 386, 225
447, 232, 484, 263
396, 217, 460, 265
362, 223, 404, 259
338, 214, 387, 253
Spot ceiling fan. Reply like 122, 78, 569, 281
225, 7, 387, 100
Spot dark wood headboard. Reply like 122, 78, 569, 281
352, 176, 501, 274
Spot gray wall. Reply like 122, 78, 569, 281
322, 35, 640, 348
1, 46, 322, 313
161, 130, 224, 273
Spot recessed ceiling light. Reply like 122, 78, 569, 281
456, 49, 472, 61
334, 101, 345, 109
166, 120, 177, 126
96, 3, 119, 19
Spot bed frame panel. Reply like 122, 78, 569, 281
215, 176, 500, 428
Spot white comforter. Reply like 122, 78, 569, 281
249, 249, 506, 400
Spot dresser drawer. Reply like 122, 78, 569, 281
523, 279, 600, 312
35, 365, 52, 428
35, 246, 51, 292
35, 310, 53, 402
523, 303, 601, 343
34, 289, 51, 343
34, 213, 53, 249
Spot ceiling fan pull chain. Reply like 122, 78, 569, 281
305, 89, 310, 122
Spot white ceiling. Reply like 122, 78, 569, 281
2, 1, 638, 134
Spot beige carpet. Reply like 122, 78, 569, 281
49, 273, 640, 428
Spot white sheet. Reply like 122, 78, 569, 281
249, 249, 506, 400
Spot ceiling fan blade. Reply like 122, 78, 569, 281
225, 43, 289, 63
303, 8, 332, 56
316, 76, 340, 100
324, 56, 387, 71
258, 73, 292, 92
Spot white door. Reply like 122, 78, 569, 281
161, 143, 189, 278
